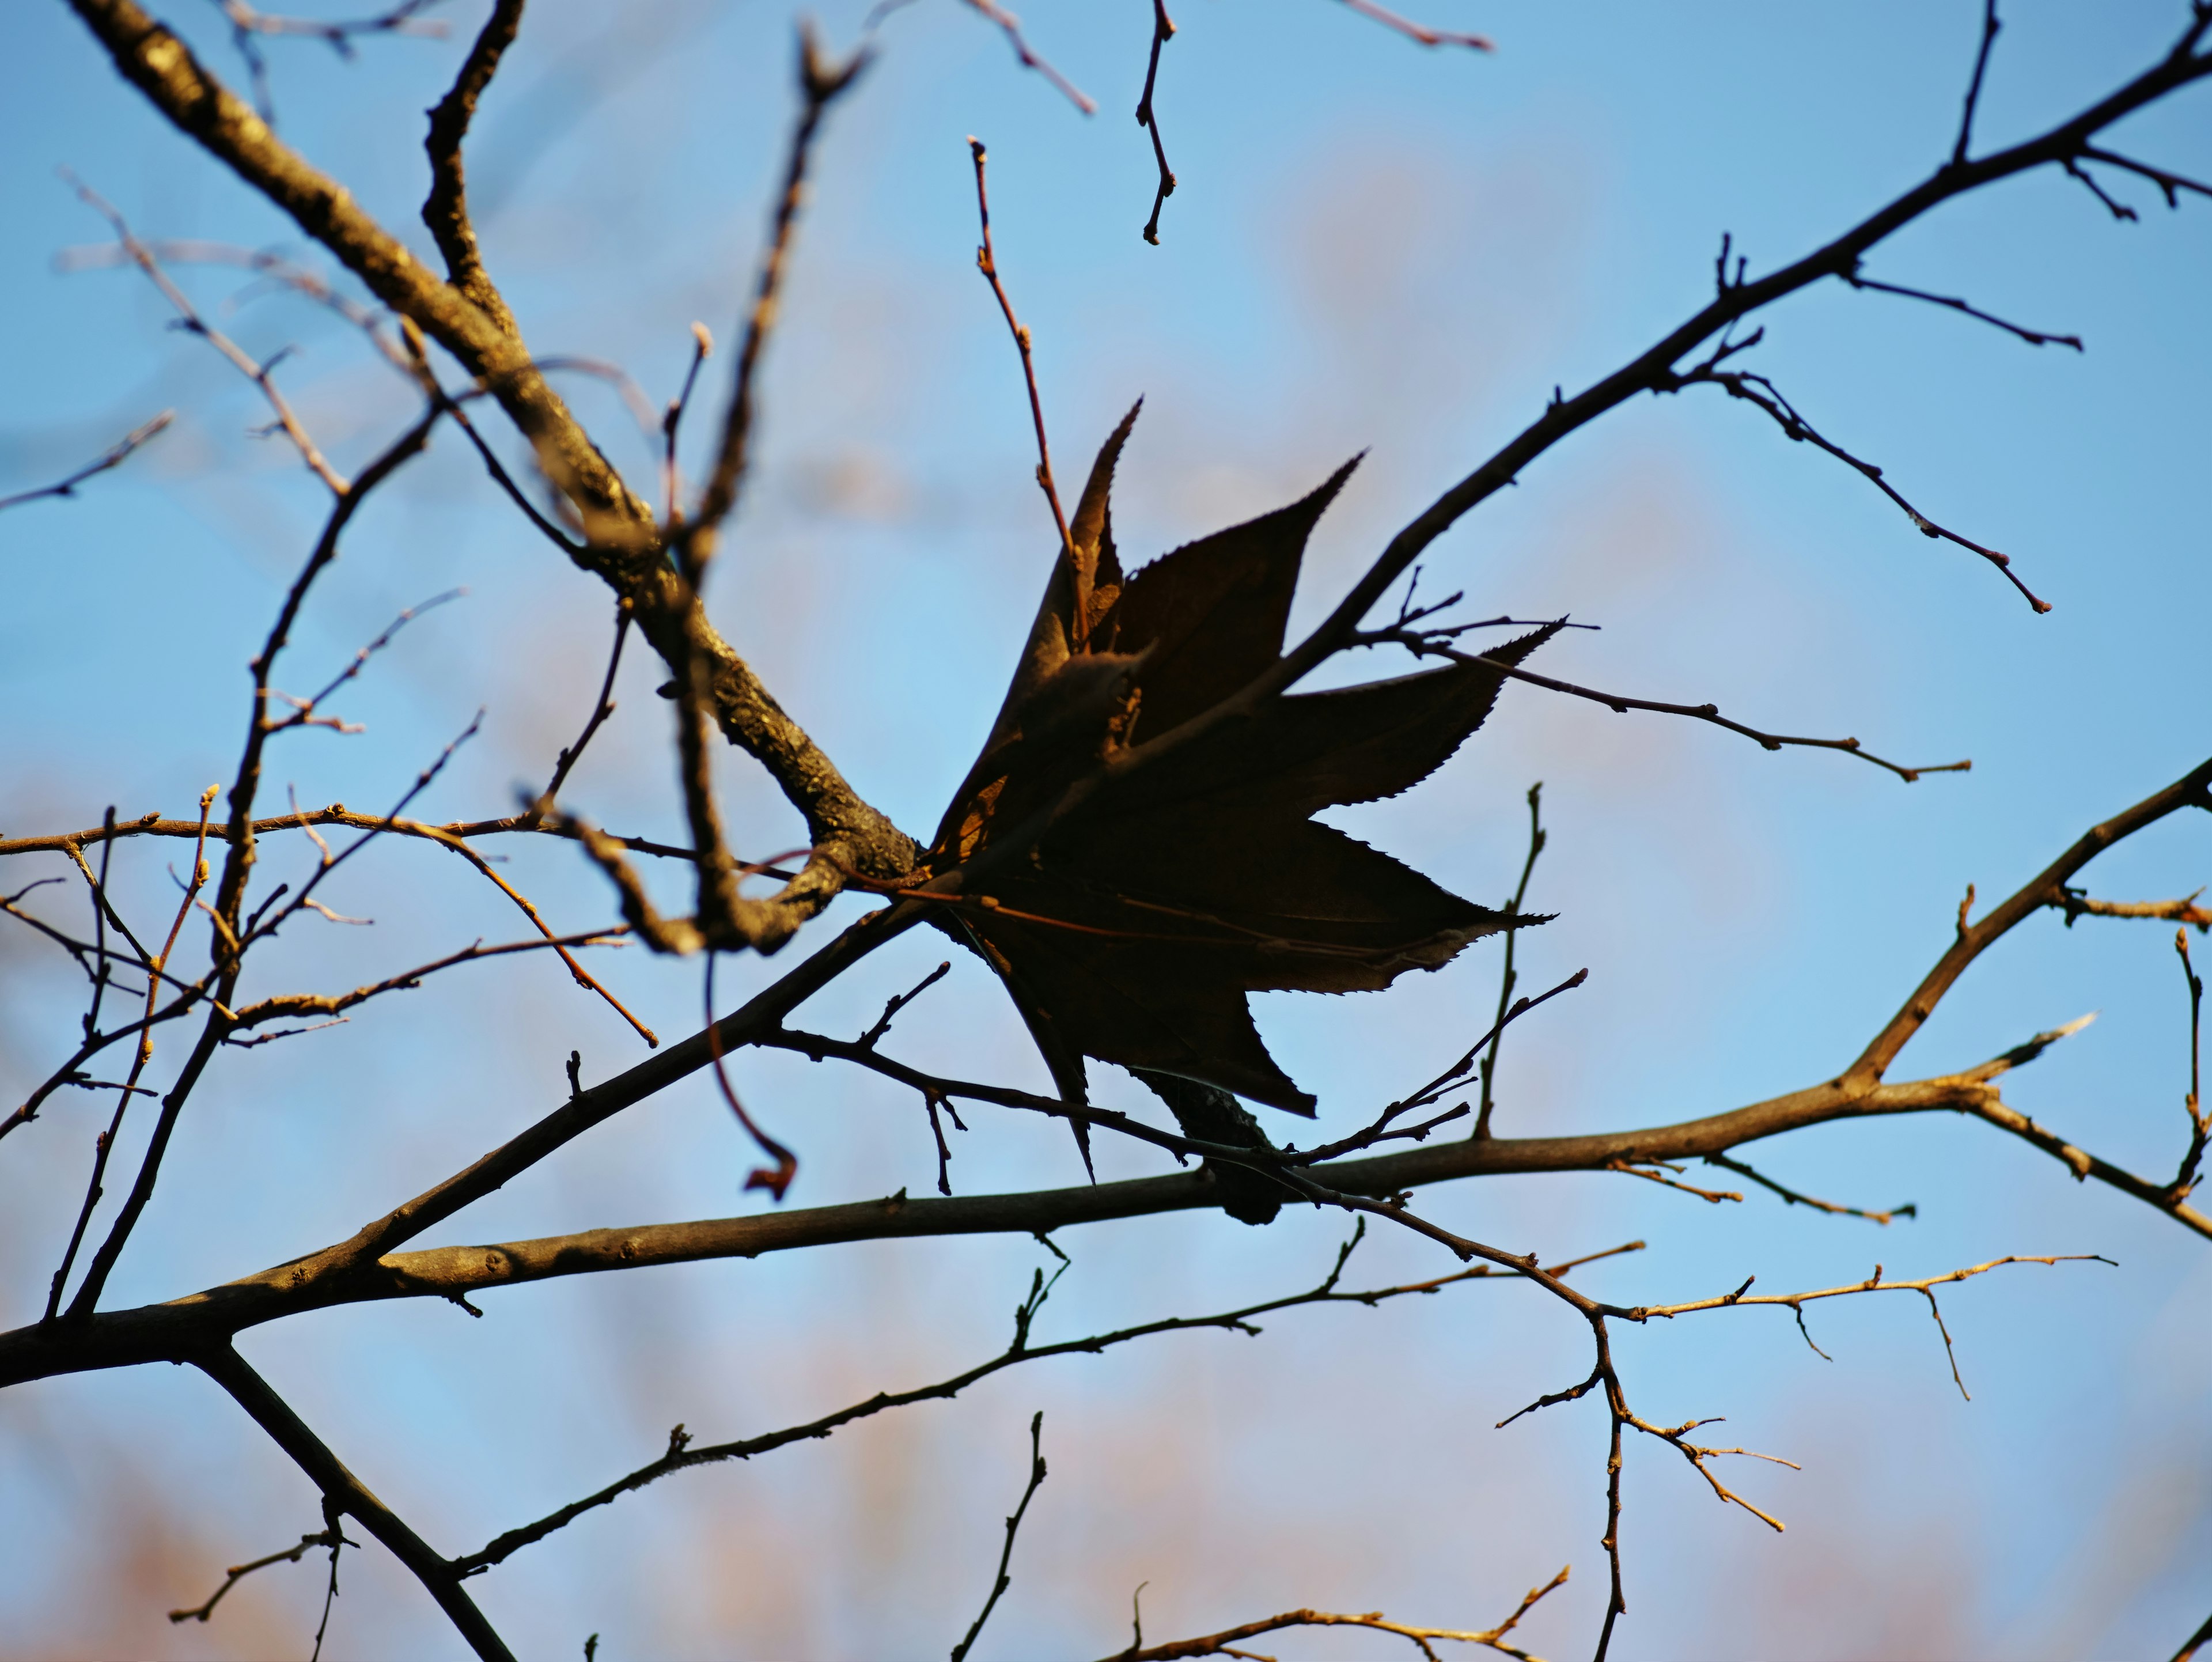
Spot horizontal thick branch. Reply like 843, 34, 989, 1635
7, 755, 2209, 1387
9, 1053, 2201, 1390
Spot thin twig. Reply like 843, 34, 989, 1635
528, 601, 632, 819
2051, 887, 2211, 932
43, 786, 218, 1324
0, 412, 173, 512
226, 927, 628, 1032
453, 1228, 1637, 1574
2078, 145, 2212, 210
63, 175, 348, 493
1365, 632, 1969, 782
1845, 271, 2081, 350
1666, 359, 2051, 612
681, 26, 869, 581
1108, 1566, 1569, 1662
168, 1528, 345, 1625
1952, 0, 2002, 165
264, 589, 464, 737
1137, 1, 1176, 244
968, 137, 1076, 577
2173, 929, 2205, 1198
57, 239, 415, 370
955, 0, 1094, 113
421, 0, 523, 331
1620, 1254, 2115, 1401
0, 807, 712, 865
703, 955, 798, 1199
859, 960, 953, 1050
1475, 783, 1546, 1138
1334, 0, 1494, 52
1607, 1159, 1743, 1205
661, 323, 713, 525
950, 1410, 1047, 1662
196, 1342, 516, 1662
218, 0, 448, 122
1703, 1152, 1915, 1225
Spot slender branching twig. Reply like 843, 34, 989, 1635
0, 411, 173, 512
950, 1410, 1048, 1662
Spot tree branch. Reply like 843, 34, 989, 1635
195, 1342, 516, 1662
67, 0, 921, 911
421, 0, 523, 334
0, 411, 172, 512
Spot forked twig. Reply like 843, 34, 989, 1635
451, 1228, 1639, 1575
168, 1527, 347, 1626
1107, 1564, 1568, 1662
1363, 629, 1969, 783
1666, 359, 2051, 612
63, 175, 348, 493
43, 786, 219, 1323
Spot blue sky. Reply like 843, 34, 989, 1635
2, 2, 2208, 1657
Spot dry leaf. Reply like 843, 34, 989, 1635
930, 405, 1553, 1168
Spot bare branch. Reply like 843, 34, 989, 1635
1664, 360, 2052, 612
1844, 270, 2081, 350
968, 137, 1076, 569
1109, 1566, 1569, 1662
67, 0, 921, 902
1089, 21, 2212, 800
195, 1342, 516, 1662
1702, 1152, 1915, 1226
65, 176, 347, 491
1137, 1, 1176, 244
681, 26, 869, 579
2173, 928, 2205, 1198
2077, 145, 2212, 210
227, 927, 627, 1030
525, 600, 632, 821
948, 0, 1094, 113
57, 237, 414, 369
0, 411, 172, 512
1624, 1253, 2115, 1401
452, 1229, 1631, 1574
1847, 756, 2212, 1086
44, 785, 218, 1323
702, 955, 798, 1200
2050, 887, 2211, 932
1334, 0, 1494, 53
9, 750, 2202, 1392
1953, 0, 2002, 165
421, 0, 524, 333
950, 1411, 1047, 1662
2172, 1606, 2212, 1662
168, 1527, 347, 1626
1361, 633, 1969, 782
1476, 782, 1547, 1138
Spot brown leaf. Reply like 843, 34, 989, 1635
930, 410, 1552, 1129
